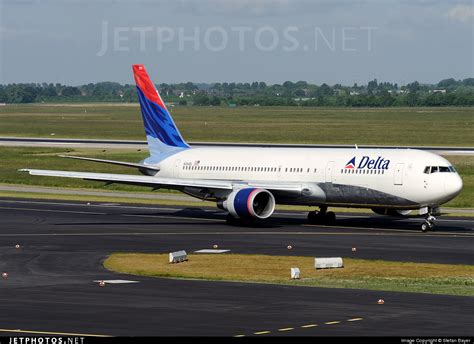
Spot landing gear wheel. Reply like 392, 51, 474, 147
421, 213, 436, 232
307, 209, 337, 225
307, 211, 319, 224
325, 211, 336, 225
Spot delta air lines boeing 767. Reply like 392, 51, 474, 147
21, 65, 463, 232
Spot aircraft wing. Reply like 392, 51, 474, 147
19, 169, 232, 190
18, 169, 305, 193
58, 155, 160, 172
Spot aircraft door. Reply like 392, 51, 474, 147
325, 161, 335, 183
174, 159, 181, 178
394, 163, 404, 185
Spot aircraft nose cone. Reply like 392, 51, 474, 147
445, 175, 463, 198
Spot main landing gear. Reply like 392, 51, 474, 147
307, 207, 336, 225
421, 213, 436, 232
226, 213, 255, 226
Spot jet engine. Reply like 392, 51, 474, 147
219, 188, 275, 219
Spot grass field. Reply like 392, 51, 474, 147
104, 253, 474, 296
0, 146, 472, 208
0, 104, 473, 146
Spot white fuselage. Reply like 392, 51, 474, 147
152, 147, 463, 209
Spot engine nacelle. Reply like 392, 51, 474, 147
372, 208, 412, 216
221, 188, 276, 219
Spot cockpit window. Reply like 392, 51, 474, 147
424, 165, 457, 174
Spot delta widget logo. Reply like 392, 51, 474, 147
344, 156, 390, 170
345, 157, 356, 169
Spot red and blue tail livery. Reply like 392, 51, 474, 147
133, 64, 189, 152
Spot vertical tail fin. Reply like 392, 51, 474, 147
132, 64, 189, 162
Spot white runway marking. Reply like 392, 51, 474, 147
0, 199, 180, 212
195, 249, 230, 253
0, 328, 110, 337
0, 200, 471, 234
93, 280, 139, 284
122, 214, 222, 222
0, 231, 472, 238
0, 206, 106, 215
0, 199, 469, 223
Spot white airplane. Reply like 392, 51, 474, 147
20, 64, 463, 232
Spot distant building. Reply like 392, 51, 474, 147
349, 91, 360, 96
430, 89, 447, 94
172, 90, 187, 97
389, 89, 408, 95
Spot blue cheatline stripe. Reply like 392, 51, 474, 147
234, 188, 257, 217
136, 87, 189, 148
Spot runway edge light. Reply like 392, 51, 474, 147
315, 257, 343, 269
169, 250, 188, 264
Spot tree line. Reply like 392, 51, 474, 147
0, 78, 473, 107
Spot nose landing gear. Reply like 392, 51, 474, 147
421, 214, 436, 232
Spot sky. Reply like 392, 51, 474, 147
0, 0, 473, 85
